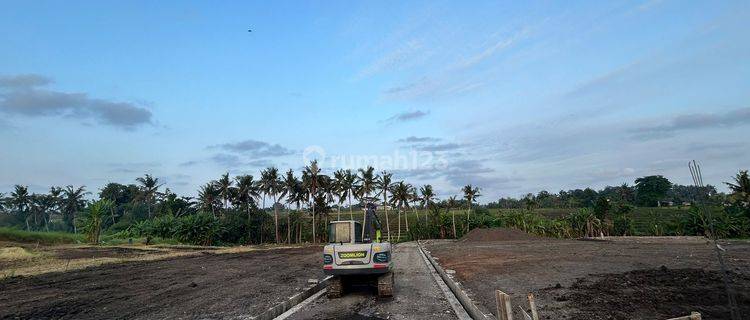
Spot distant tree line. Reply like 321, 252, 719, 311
0, 161, 482, 245
1, 167, 748, 244
488, 175, 728, 209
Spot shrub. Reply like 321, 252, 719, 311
173, 212, 224, 246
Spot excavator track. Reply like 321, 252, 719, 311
327, 276, 343, 298
377, 272, 394, 298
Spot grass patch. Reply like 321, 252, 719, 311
0, 247, 37, 261
0, 228, 84, 245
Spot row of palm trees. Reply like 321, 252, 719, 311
0, 185, 88, 232
195, 161, 482, 243
1, 162, 482, 242
1, 173, 176, 233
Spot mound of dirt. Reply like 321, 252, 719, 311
558, 267, 750, 319
460, 228, 538, 242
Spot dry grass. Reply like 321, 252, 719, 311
0, 247, 37, 261
0, 242, 315, 280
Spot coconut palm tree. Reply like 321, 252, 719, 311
48, 186, 63, 226
726, 170, 750, 205
319, 174, 336, 234
410, 188, 420, 224
333, 169, 346, 220
339, 169, 357, 220
10, 185, 31, 230
282, 169, 301, 243
260, 167, 282, 243
234, 174, 258, 241
420, 184, 436, 225
198, 182, 220, 216
447, 195, 458, 238
135, 174, 162, 218
356, 166, 376, 202
375, 171, 393, 242
234, 175, 259, 214
304, 160, 321, 243
216, 173, 233, 213
62, 185, 89, 233
462, 185, 481, 233
287, 176, 307, 243
389, 181, 414, 240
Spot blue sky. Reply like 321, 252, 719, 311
1, 0, 748, 200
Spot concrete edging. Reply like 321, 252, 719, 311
417, 241, 491, 320
250, 275, 332, 320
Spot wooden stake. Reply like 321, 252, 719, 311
495, 290, 513, 320
527, 293, 539, 320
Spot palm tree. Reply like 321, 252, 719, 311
287, 175, 307, 243
260, 167, 282, 243
340, 169, 357, 220
304, 161, 321, 243
135, 174, 162, 218
447, 195, 458, 238
234, 174, 258, 241
462, 185, 481, 233
62, 185, 89, 233
376, 171, 393, 242
282, 169, 300, 243
420, 184, 436, 225
320, 175, 336, 225
198, 182, 220, 216
356, 166, 376, 202
48, 186, 63, 227
10, 185, 31, 230
333, 169, 346, 220
726, 170, 750, 205
410, 188, 420, 224
216, 173, 233, 213
234, 175, 259, 214
389, 181, 413, 240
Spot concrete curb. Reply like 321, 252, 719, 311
417, 241, 492, 320
250, 275, 332, 320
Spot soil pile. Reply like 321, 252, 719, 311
460, 228, 538, 242
559, 267, 750, 319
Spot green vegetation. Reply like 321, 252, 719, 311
1, 166, 749, 245
0, 227, 84, 244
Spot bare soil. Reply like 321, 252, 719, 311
460, 227, 539, 242
425, 232, 750, 320
0, 246, 323, 320
556, 267, 750, 319
50, 246, 162, 260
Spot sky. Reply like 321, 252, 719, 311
1, 0, 749, 201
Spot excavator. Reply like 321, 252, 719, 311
322, 202, 394, 298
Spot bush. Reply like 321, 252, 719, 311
0, 227, 84, 244
173, 213, 224, 246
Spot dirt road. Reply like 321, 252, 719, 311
287, 242, 458, 320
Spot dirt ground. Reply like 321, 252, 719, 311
288, 242, 458, 320
0, 246, 323, 320
425, 230, 750, 320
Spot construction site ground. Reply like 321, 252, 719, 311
424, 229, 750, 320
3, 230, 750, 320
0, 244, 323, 320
